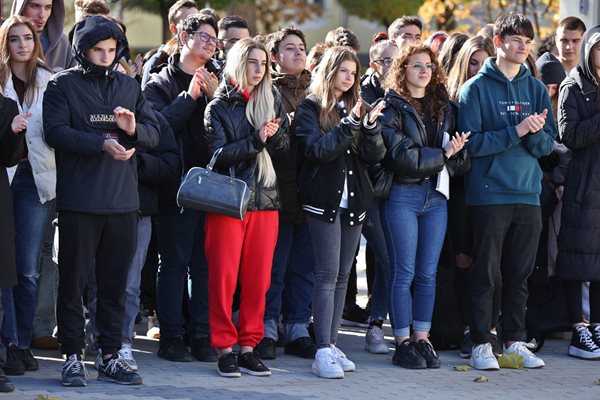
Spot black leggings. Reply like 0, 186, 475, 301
564, 281, 600, 324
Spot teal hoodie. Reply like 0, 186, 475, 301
457, 57, 556, 206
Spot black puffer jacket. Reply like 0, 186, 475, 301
360, 71, 384, 105
380, 89, 470, 184
271, 70, 311, 223
557, 25, 600, 282
295, 95, 386, 226
204, 80, 290, 211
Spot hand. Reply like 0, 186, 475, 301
555, 185, 564, 201
351, 98, 364, 119
102, 139, 135, 160
196, 68, 219, 99
187, 70, 203, 100
259, 118, 281, 142
516, 109, 548, 137
444, 131, 470, 159
126, 54, 144, 78
367, 101, 386, 124
114, 106, 136, 136
11, 112, 32, 134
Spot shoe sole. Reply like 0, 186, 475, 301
217, 370, 241, 378
392, 361, 427, 369
97, 375, 143, 385
62, 378, 87, 387
365, 344, 390, 354
311, 367, 344, 379
459, 351, 471, 359
568, 346, 600, 360
239, 367, 272, 376
468, 361, 499, 371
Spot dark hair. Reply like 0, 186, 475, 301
437, 32, 469, 75
168, 0, 198, 26
325, 27, 360, 52
306, 41, 333, 72
81, 0, 110, 16
388, 16, 423, 40
558, 16, 586, 33
198, 8, 219, 22
494, 13, 534, 40
181, 13, 218, 37
267, 26, 306, 57
372, 31, 388, 44
218, 15, 248, 35
383, 44, 449, 120
537, 35, 556, 58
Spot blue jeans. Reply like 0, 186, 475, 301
382, 181, 447, 338
362, 200, 390, 322
2, 161, 53, 348
264, 222, 314, 341
156, 210, 209, 339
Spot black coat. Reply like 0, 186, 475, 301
294, 95, 386, 226
380, 89, 470, 184
557, 65, 600, 282
204, 80, 290, 211
360, 71, 384, 105
0, 96, 22, 288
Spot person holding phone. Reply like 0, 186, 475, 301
294, 45, 386, 379
380, 43, 470, 369
204, 37, 289, 378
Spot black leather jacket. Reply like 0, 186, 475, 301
380, 89, 470, 184
204, 80, 290, 211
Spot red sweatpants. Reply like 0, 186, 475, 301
205, 210, 279, 349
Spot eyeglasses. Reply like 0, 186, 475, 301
406, 62, 435, 73
191, 31, 219, 46
373, 58, 393, 67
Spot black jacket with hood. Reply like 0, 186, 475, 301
43, 16, 160, 214
557, 25, 600, 282
204, 79, 290, 212
12, 0, 75, 71
380, 89, 470, 185
143, 53, 221, 211
360, 71, 385, 105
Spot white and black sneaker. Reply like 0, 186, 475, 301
568, 325, 600, 360
217, 352, 241, 378
97, 356, 142, 385
238, 351, 271, 376
61, 354, 89, 387
590, 325, 600, 348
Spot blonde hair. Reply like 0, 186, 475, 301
447, 36, 494, 101
224, 38, 277, 187
309, 46, 360, 133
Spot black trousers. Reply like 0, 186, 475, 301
469, 204, 541, 345
57, 211, 137, 356
564, 281, 600, 324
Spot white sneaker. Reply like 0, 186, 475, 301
330, 345, 355, 372
504, 341, 545, 369
365, 326, 389, 354
147, 313, 160, 339
118, 344, 138, 371
469, 343, 499, 371
312, 348, 344, 379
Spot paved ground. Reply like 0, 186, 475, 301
5, 326, 599, 400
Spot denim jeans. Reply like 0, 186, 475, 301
156, 210, 209, 339
362, 200, 390, 322
1, 161, 54, 348
264, 222, 314, 341
381, 181, 447, 338
308, 211, 363, 349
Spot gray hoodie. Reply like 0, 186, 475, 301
11, 0, 75, 71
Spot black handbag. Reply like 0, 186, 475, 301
368, 162, 393, 200
176, 148, 251, 219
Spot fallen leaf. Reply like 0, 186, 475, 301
474, 375, 488, 383
453, 365, 471, 371
36, 395, 60, 400
596, 378, 600, 385
498, 353, 524, 369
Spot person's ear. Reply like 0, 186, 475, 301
179, 31, 187, 45
492, 34, 502, 49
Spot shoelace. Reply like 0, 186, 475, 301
511, 342, 537, 358
104, 357, 131, 374
331, 345, 347, 359
474, 343, 494, 359
367, 327, 384, 340
120, 347, 133, 359
576, 327, 599, 350
63, 356, 90, 379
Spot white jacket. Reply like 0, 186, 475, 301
4, 65, 56, 203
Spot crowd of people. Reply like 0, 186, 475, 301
0, 0, 599, 392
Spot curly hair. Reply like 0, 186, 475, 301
383, 44, 449, 120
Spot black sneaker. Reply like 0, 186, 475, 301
341, 304, 369, 328
157, 336, 193, 362
256, 337, 277, 360
16, 348, 39, 371
190, 336, 218, 362
590, 325, 600, 348
459, 332, 472, 358
217, 352, 241, 378
490, 332, 503, 356
415, 339, 441, 368
238, 351, 271, 376
4, 345, 25, 376
0, 372, 14, 393
61, 354, 88, 387
284, 336, 317, 359
97, 356, 142, 385
568, 325, 600, 360
392, 340, 426, 369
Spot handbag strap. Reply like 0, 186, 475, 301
207, 147, 236, 178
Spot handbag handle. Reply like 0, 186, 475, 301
207, 147, 236, 178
